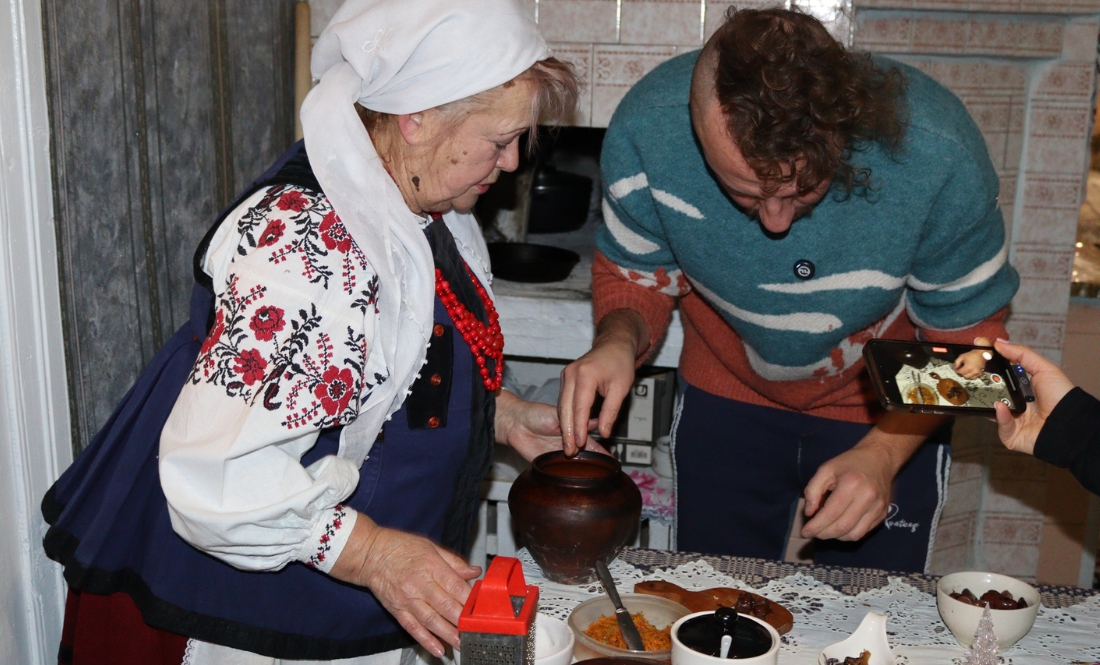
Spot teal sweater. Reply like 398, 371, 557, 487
596, 52, 1018, 399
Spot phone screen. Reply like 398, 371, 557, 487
866, 340, 1019, 412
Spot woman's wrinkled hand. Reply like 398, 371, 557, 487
495, 389, 606, 461
329, 514, 481, 657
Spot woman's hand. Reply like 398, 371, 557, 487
329, 513, 481, 657
496, 389, 606, 461
992, 339, 1076, 455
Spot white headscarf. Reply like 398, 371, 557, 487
300, 0, 549, 461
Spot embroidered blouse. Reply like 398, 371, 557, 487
160, 184, 392, 574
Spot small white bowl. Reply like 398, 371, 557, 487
936, 571, 1040, 651
671, 611, 779, 665
535, 614, 575, 665
817, 612, 896, 665
568, 593, 690, 661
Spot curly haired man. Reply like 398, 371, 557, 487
558, 8, 1018, 572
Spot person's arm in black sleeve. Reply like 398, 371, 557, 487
1033, 388, 1100, 495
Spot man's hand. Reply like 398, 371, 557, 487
329, 514, 481, 657
992, 339, 1075, 455
558, 309, 649, 455
801, 412, 942, 541
495, 389, 607, 461
953, 336, 993, 380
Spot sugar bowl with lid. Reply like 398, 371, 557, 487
671, 607, 780, 665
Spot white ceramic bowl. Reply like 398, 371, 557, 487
568, 593, 690, 661
671, 611, 779, 665
936, 571, 1040, 651
535, 614, 575, 665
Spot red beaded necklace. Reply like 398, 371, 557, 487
435, 262, 504, 392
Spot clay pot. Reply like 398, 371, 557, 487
508, 451, 642, 584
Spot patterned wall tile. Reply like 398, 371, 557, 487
548, 43, 594, 126
935, 514, 978, 551
538, 0, 619, 44
591, 45, 677, 126
982, 540, 1041, 580
621, 0, 703, 46
1019, 175, 1088, 249
856, 17, 914, 51
1004, 313, 1066, 356
982, 514, 1044, 545
1033, 63, 1096, 103
942, 477, 984, 518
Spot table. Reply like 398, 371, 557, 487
519, 547, 1100, 664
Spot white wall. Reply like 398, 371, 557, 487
0, 0, 73, 661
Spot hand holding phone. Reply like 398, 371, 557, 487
863, 339, 1032, 416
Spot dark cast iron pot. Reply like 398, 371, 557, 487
487, 242, 580, 283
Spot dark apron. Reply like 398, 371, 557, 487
42, 142, 496, 660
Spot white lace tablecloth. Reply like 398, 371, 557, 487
518, 549, 1100, 664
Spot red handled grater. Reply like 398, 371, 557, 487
459, 556, 540, 665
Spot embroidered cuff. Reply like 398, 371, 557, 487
298, 504, 357, 573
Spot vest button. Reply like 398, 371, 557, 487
433, 324, 445, 337
428, 416, 441, 428
430, 373, 443, 386
793, 259, 815, 280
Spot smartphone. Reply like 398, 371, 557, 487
863, 339, 1033, 415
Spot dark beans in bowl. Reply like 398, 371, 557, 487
949, 587, 1028, 610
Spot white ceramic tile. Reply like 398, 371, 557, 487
548, 42, 594, 126
537, 0, 619, 44
620, 0, 703, 46
912, 18, 968, 54
1062, 18, 1100, 63
590, 45, 677, 126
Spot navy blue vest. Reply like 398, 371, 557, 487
42, 142, 496, 660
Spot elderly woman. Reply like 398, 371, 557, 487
42, 1, 582, 663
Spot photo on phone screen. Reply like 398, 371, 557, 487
864, 339, 1026, 414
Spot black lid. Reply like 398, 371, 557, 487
676, 607, 772, 659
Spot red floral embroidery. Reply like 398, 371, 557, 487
258, 219, 285, 247
315, 366, 354, 415
307, 505, 347, 568
277, 190, 309, 212
319, 211, 352, 253
200, 310, 225, 356
233, 349, 268, 385
249, 305, 285, 341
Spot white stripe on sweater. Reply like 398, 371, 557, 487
759, 269, 907, 294
602, 198, 661, 255
690, 278, 842, 333
652, 188, 704, 219
907, 239, 1008, 292
741, 295, 907, 380
609, 173, 648, 199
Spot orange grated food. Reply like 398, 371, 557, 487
583, 612, 672, 651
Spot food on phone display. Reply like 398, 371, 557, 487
825, 651, 871, 665
583, 611, 672, 651
895, 355, 1014, 410
949, 588, 1028, 610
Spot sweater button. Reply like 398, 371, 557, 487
793, 259, 815, 280
430, 373, 443, 386
433, 324, 445, 337
428, 416, 441, 428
